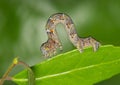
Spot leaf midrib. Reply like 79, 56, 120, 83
13, 58, 120, 82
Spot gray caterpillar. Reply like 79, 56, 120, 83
40, 13, 100, 58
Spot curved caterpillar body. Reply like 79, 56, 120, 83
40, 13, 100, 58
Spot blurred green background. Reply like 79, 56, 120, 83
0, 0, 120, 85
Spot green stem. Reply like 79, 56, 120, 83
0, 58, 35, 85
0, 58, 17, 85
18, 61, 35, 85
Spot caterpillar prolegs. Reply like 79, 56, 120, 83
40, 13, 100, 58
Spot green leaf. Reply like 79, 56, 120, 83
12, 45, 120, 85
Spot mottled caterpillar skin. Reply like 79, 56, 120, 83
40, 13, 100, 58
40, 38, 60, 57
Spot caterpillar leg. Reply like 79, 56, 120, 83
89, 37, 100, 51
79, 37, 100, 52
59, 44, 63, 51
54, 39, 63, 51
40, 45, 50, 58
40, 43, 53, 58
40, 38, 62, 58
40, 46, 56, 58
76, 41, 83, 53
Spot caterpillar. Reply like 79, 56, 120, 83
40, 13, 100, 58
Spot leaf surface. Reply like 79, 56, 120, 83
13, 45, 120, 85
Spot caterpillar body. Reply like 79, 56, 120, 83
40, 13, 100, 58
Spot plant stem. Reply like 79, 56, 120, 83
0, 58, 18, 85
18, 61, 35, 85
0, 58, 35, 85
